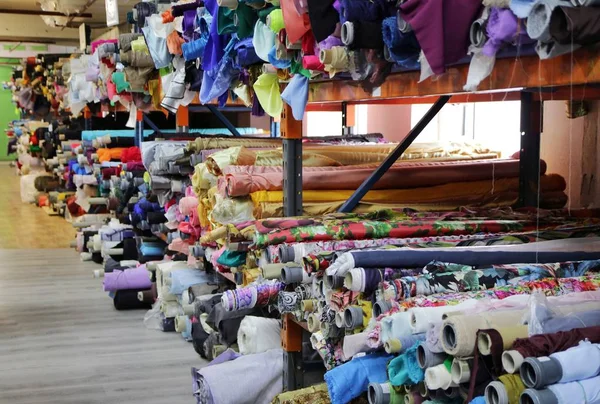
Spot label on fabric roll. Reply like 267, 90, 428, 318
538, 357, 551, 362
381, 383, 391, 394
372, 87, 381, 97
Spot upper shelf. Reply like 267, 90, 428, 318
307, 48, 600, 104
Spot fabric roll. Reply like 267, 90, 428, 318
410, 300, 480, 334
441, 310, 526, 357
477, 326, 528, 355
388, 342, 423, 386
522, 375, 600, 404
103, 266, 152, 292
169, 269, 210, 295
424, 362, 456, 391
416, 342, 446, 369
221, 280, 283, 311
325, 353, 393, 404
343, 332, 372, 360
520, 341, 600, 388
381, 312, 412, 344
527, 0, 573, 43
549, 6, 600, 45
385, 334, 426, 355
272, 383, 330, 404
196, 348, 283, 404
237, 316, 281, 355
484, 374, 525, 404
113, 289, 152, 310
327, 250, 600, 278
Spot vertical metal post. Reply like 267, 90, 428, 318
338, 96, 450, 213
341, 102, 355, 136
270, 117, 280, 137
176, 105, 189, 134
205, 105, 241, 136
519, 91, 543, 207
281, 104, 303, 217
143, 115, 163, 137
134, 110, 144, 147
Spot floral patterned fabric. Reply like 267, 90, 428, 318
379, 260, 600, 302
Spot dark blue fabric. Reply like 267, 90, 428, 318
348, 249, 600, 268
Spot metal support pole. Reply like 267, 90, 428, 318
270, 117, 280, 137
518, 91, 543, 207
83, 106, 91, 131
281, 104, 303, 217
206, 105, 241, 136
134, 110, 144, 147
338, 95, 450, 213
143, 115, 162, 137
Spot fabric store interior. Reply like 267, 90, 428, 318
2, 0, 600, 403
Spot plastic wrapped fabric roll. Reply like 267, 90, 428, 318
237, 316, 281, 355
196, 348, 284, 404
520, 341, 600, 389
169, 269, 210, 295
325, 353, 393, 404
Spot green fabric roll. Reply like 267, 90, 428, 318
217, 250, 247, 267
257, 6, 277, 23
235, 2, 258, 39
218, 7, 237, 35
267, 8, 285, 33
290, 57, 311, 78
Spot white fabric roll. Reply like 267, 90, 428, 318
381, 312, 412, 344
548, 374, 600, 404
237, 316, 282, 355
325, 252, 355, 277
156, 261, 189, 301
160, 300, 184, 317
342, 332, 371, 360
425, 364, 457, 391
410, 299, 479, 334
551, 341, 600, 384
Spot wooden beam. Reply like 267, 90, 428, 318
61, 0, 97, 31
308, 48, 600, 103
0, 9, 92, 18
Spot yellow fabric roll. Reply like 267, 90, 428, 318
478, 326, 529, 355
206, 146, 257, 176
243, 268, 261, 286
271, 383, 330, 404
250, 175, 564, 207
254, 150, 342, 167
186, 137, 281, 153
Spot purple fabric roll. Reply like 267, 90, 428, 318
400, 0, 482, 74
103, 265, 152, 292
483, 8, 533, 57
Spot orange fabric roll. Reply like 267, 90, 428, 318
166, 31, 185, 56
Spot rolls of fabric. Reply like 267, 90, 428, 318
424, 362, 456, 391
169, 269, 210, 295
520, 341, 600, 389
342, 332, 372, 360
503, 326, 600, 373
520, 375, 600, 404
484, 374, 525, 404
237, 316, 282, 355
416, 342, 446, 369
103, 266, 152, 291
271, 383, 330, 404
477, 326, 529, 356
324, 353, 393, 404
113, 289, 152, 310
388, 342, 424, 386
441, 310, 526, 357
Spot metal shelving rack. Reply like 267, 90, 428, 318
278, 47, 600, 389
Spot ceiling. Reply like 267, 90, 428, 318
0, 0, 133, 45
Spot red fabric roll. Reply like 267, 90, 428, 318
302, 55, 325, 71
512, 326, 600, 358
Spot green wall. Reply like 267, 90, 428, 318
0, 65, 20, 161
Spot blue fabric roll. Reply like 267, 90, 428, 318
539, 309, 600, 334
347, 250, 600, 269
139, 242, 164, 257
381, 16, 420, 69
324, 352, 393, 404
170, 269, 210, 295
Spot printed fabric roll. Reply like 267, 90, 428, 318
220, 280, 284, 311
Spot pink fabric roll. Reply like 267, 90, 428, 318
220, 159, 547, 197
